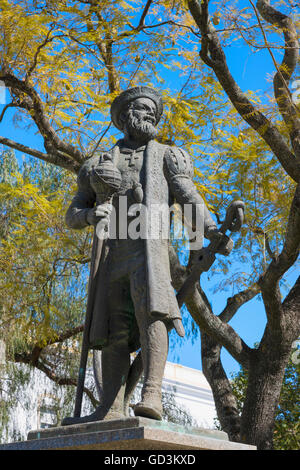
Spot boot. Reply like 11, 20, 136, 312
98, 343, 131, 419
62, 343, 130, 426
134, 320, 168, 421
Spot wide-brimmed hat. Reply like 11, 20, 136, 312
110, 86, 163, 131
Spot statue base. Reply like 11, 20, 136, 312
0, 417, 256, 450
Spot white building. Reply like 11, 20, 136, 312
163, 362, 217, 428
0, 360, 217, 444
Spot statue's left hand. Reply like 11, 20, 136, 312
173, 319, 185, 337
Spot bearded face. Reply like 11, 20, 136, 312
122, 97, 158, 143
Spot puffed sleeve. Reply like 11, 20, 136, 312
164, 146, 194, 180
65, 158, 96, 230
164, 146, 217, 237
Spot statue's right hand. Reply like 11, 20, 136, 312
86, 205, 110, 226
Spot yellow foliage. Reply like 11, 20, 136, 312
0, 157, 91, 349
0, 0, 296, 347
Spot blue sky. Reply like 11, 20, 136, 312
0, 3, 297, 378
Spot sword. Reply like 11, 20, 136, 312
175, 200, 245, 311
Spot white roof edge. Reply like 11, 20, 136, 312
164, 361, 211, 389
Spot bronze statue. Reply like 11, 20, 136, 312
63, 86, 241, 425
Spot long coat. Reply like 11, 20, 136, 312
66, 139, 217, 350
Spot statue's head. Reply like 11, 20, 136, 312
110, 86, 163, 143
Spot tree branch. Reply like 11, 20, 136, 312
44, 324, 84, 347
187, 0, 300, 182
12, 323, 98, 407
201, 282, 261, 439
0, 73, 84, 165
255, 0, 300, 160
219, 283, 260, 323
201, 332, 241, 441
0, 136, 80, 173
282, 275, 300, 312
260, 182, 300, 288
282, 275, 300, 339
0, 102, 17, 123
33, 360, 99, 408
258, 183, 300, 331
169, 247, 258, 438
249, 225, 277, 262
25, 25, 57, 81
264, 231, 276, 261
137, 0, 153, 29
86, 1, 120, 94
169, 245, 252, 368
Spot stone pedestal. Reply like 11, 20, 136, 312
0, 417, 256, 450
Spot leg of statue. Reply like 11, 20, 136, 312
99, 277, 135, 420
129, 265, 168, 420
134, 319, 168, 420
62, 278, 134, 425
93, 350, 131, 416
63, 339, 130, 424
100, 342, 130, 420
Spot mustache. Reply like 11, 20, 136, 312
126, 110, 158, 141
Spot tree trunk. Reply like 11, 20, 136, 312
201, 332, 241, 442
240, 340, 291, 450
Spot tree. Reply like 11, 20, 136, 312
0, 148, 194, 440
0, 149, 99, 407
0, 0, 299, 450
230, 353, 300, 450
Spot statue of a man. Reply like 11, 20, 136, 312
65, 86, 224, 423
